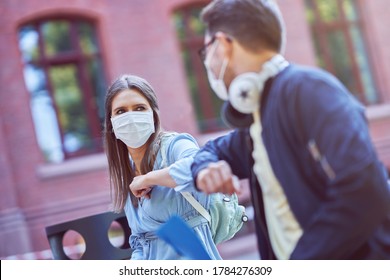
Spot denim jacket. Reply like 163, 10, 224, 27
124, 133, 222, 260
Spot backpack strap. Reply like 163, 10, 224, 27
181, 192, 211, 223
159, 133, 177, 168
159, 132, 211, 223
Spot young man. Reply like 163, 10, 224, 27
191, 0, 390, 259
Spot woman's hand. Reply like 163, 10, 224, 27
129, 168, 177, 199
130, 175, 153, 199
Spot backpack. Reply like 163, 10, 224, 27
159, 132, 247, 244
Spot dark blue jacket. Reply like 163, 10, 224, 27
191, 64, 390, 259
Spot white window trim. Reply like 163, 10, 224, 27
36, 153, 107, 180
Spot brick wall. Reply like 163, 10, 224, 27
1, 0, 389, 259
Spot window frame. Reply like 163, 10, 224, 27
18, 16, 107, 161
173, 3, 227, 133
305, 0, 380, 105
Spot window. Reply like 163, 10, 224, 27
305, 0, 378, 104
18, 18, 107, 163
173, 5, 227, 133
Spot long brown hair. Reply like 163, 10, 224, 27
104, 74, 164, 212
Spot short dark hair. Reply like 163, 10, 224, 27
201, 0, 285, 52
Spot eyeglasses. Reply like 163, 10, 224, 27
198, 36, 216, 61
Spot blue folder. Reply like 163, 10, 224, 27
156, 215, 211, 260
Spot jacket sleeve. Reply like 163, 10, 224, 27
165, 133, 200, 192
289, 71, 390, 259
191, 129, 252, 184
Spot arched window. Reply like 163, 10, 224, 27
305, 0, 378, 104
18, 17, 107, 162
173, 4, 227, 133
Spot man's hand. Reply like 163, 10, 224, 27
196, 160, 241, 194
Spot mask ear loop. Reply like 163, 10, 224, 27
216, 35, 233, 81
205, 39, 229, 82
218, 57, 229, 81
109, 113, 120, 157
205, 39, 219, 66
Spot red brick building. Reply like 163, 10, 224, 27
1, 0, 389, 259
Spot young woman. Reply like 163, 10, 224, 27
103, 74, 222, 260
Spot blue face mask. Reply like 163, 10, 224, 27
111, 110, 155, 148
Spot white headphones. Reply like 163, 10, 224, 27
228, 54, 289, 114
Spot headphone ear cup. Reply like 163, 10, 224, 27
221, 101, 253, 128
228, 73, 263, 114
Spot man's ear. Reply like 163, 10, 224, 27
214, 31, 233, 58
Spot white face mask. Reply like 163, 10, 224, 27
111, 110, 155, 148
204, 41, 229, 101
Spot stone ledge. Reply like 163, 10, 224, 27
36, 153, 108, 180
366, 103, 390, 120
